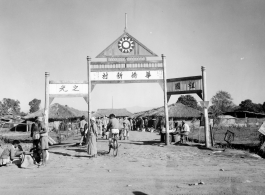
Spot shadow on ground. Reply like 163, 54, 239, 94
97, 150, 109, 156
125, 140, 161, 146
132, 191, 149, 195
49, 151, 71, 156
50, 143, 77, 149
67, 148, 86, 153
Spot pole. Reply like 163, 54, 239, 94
87, 56, 91, 145
162, 54, 169, 145
45, 72, 50, 131
125, 13, 127, 32
201, 66, 211, 148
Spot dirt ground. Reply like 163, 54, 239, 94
1, 131, 265, 195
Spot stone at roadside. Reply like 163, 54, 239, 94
189, 181, 205, 186
243, 180, 252, 183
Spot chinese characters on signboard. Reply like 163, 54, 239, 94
50, 84, 87, 95
91, 70, 163, 81
168, 79, 201, 92
174, 83, 180, 90
131, 72, 137, 79
102, 72, 108, 79
117, 72, 123, 79
59, 85, 80, 92
188, 81, 196, 90
145, 71, 151, 79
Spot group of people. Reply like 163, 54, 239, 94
78, 114, 133, 158
95, 116, 131, 140
175, 120, 190, 143
78, 115, 98, 158
0, 116, 49, 167
0, 140, 24, 167
30, 116, 49, 166
0, 114, 191, 166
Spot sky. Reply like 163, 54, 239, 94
0, 0, 265, 113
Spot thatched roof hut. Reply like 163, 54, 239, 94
94, 108, 132, 118
133, 103, 201, 119
224, 110, 265, 118
24, 103, 86, 121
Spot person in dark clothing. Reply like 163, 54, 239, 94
31, 117, 40, 149
144, 118, 148, 131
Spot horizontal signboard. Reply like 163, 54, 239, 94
167, 76, 202, 92
91, 70, 163, 81
49, 84, 87, 96
166, 76, 203, 100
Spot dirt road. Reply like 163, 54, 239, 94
1, 131, 265, 195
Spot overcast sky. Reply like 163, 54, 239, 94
0, 0, 265, 113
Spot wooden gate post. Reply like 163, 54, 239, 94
201, 66, 211, 148
162, 54, 169, 145
45, 72, 50, 131
87, 56, 91, 144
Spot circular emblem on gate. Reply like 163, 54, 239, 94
118, 37, 134, 53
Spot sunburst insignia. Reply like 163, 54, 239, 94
118, 37, 134, 53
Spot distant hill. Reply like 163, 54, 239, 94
65, 105, 88, 117
126, 106, 154, 114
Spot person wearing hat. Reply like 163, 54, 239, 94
87, 117, 97, 157
180, 120, 190, 143
79, 116, 87, 146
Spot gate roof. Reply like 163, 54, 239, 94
96, 32, 158, 58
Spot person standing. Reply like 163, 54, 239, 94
180, 121, 190, 143
123, 117, 131, 140
102, 115, 108, 138
107, 114, 120, 154
129, 118, 133, 131
87, 117, 98, 158
160, 117, 165, 133
97, 117, 103, 136
136, 118, 140, 131
79, 116, 87, 146
37, 117, 49, 166
144, 118, 148, 131
160, 117, 166, 142
119, 117, 124, 140
139, 117, 144, 131
31, 117, 40, 149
